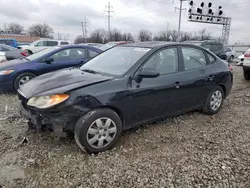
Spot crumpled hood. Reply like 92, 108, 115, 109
19, 68, 113, 98
0, 59, 27, 69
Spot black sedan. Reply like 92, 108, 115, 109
18, 42, 233, 154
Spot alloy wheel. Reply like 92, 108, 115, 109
19, 75, 34, 87
86, 118, 117, 149
210, 90, 222, 111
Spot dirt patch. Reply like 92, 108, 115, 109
1, 65, 250, 187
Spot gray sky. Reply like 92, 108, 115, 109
0, 0, 249, 43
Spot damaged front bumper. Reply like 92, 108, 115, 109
20, 102, 72, 137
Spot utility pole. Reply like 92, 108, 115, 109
81, 21, 85, 42
175, 0, 187, 42
166, 22, 169, 32
83, 17, 88, 43
105, 2, 114, 41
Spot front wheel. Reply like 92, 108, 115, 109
202, 86, 224, 115
74, 108, 122, 154
14, 72, 36, 91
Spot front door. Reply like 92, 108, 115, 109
128, 47, 185, 126
41, 47, 89, 74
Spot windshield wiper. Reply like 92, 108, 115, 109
81, 69, 101, 75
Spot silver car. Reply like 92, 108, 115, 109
0, 44, 27, 62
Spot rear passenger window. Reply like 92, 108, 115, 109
207, 53, 216, 64
212, 44, 222, 51
89, 50, 99, 58
47, 41, 58, 46
60, 42, 68, 45
182, 47, 206, 70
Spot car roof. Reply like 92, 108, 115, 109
122, 41, 199, 48
57, 44, 103, 52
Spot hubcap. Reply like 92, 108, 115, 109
86, 118, 117, 149
19, 76, 34, 87
210, 90, 222, 111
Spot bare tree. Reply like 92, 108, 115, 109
180, 32, 192, 42
122, 32, 133, 41
28, 23, 54, 38
74, 35, 85, 44
7, 23, 23, 34
109, 28, 122, 41
138, 29, 152, 42
153, 31, 171, 41
170, 30, 178, 42
89, 29, 107, 43
199, 28, 212, 41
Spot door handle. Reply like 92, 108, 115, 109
174, 82, 183, 89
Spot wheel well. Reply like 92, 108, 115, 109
101, 106, 124, 127
218, 84, 226, 98
26, 49, 33, 54
14, 71, 37, 79
13, 71, 38, 87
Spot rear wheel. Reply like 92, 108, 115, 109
74, 108, 122, 154
14, 72, 36, 91
244, 71, 250, 80
202, 86, 224, 115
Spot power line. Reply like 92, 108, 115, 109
104, 2, 114, 41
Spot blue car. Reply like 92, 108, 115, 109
0, 45, 102, 92
0, 38, 18, 48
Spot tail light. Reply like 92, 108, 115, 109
244, 51, 250, 58
228, 64, 233, 71
20, 51, 28, 57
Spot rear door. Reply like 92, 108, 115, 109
178, 46, 216, 108
41, 47, 89, 73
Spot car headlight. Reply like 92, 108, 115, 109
27, 94, 69, 109
0, 70, 14, 75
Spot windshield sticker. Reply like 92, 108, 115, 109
134, 48, 150, 52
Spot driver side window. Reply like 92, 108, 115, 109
142, 48, 178, 75
182, 47, 206, 70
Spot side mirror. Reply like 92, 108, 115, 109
45, 57, 54, 64
134, 68, 160, 83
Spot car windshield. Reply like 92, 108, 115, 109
27, 47, 60, 61
80, 46, 150, 76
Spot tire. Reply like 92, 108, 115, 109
229, 55, 234, 62
202, 86, 224, 115
244, 71, 250, 80
74, 108, 122, 154
27, 50, 33, 55
14, 72, 36, 91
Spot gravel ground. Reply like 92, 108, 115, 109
1, 64, 250, 187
